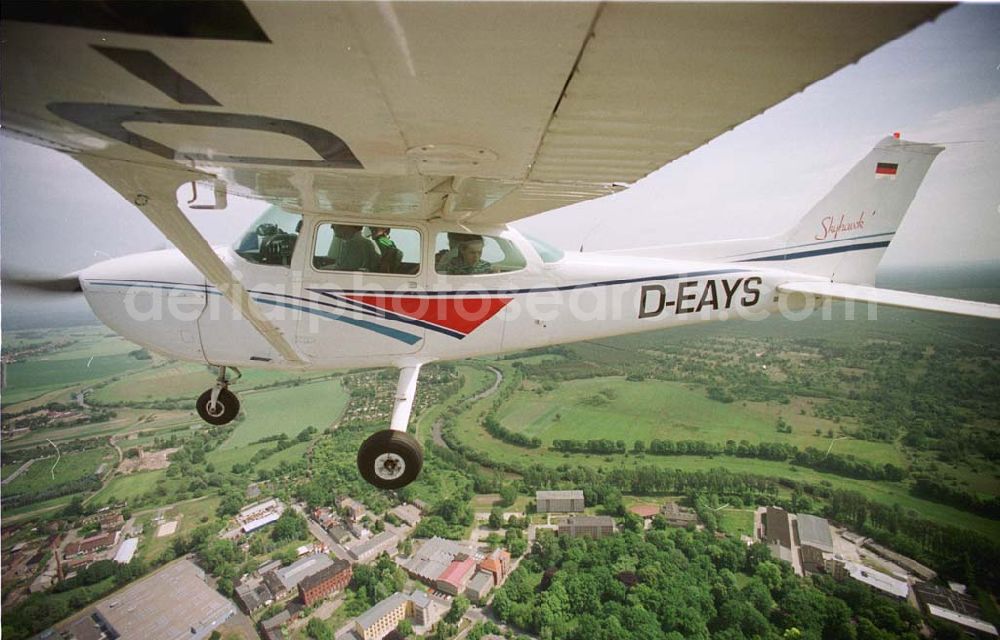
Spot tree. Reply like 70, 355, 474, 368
489, 508, 504, 529
306, 617, 333, 640
445, 595, 470, 623
499, 483, 518, 507
396, 619, 413, 637
271, 509, 308, 542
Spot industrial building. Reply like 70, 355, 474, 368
64, 559, 235, 640
558, 516, 616, 539
235, 579, 274, 613
298, 558, 352, 606
914, 582, 999, 637
399, 537, 483, 585
795, 514, 834, 574
349, 530, 400, 563
436, 554, 476, 596
263, 552, 335, 599
536, 490, 585, 513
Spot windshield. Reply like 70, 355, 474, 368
234, 206, 303, 266
524, 234, 565, 263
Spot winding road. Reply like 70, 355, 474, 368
432, 365, 503, 448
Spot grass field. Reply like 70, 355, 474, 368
137, 496, 221, 562
2, 353, 154, 405
2, 447, 112, 496
220, 378, 349, 449
91, 363, 333, 404
716, 508, 755, 537
90, 469, 186, 505
495, 376, 904, 466
452, 405, 1000, 539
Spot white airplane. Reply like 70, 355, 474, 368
3, 3, 996, 490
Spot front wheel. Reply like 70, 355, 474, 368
357, 430, 423, 490
196, 388, 240, 426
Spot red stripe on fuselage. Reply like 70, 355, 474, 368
344, 295, 512, 335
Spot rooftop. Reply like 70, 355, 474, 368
92, 560, 234, 640
536, 490, 584, 500
845, 562, 909, 599
765, 507, 792, 548
299, 559, 351, 592
563, 516, 615, 527
348, 530, 399, 560
112, 538, 138, 564
270, 553, 335, 592
795, 514, 834, 551
467, 570, 493, 593
356, 592, 409, 630
438, 556, 476, 587
926, 604, 999, 636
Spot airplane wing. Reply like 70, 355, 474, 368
1, 2, 949, 362
778, 282, 1000, 320
3, 2, 949, 225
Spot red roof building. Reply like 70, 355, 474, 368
298, 559, 352, 606
478, 549, 511, 586
435, 554, 476, 596
629, 505, 660, 519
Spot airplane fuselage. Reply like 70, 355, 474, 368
79, 219, 821, 371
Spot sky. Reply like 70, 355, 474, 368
2, 4, 998, 327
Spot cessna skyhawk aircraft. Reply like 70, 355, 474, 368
4, 2, 998, 490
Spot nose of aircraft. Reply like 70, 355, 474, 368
79, 249, 210, 362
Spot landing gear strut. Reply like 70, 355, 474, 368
196, 366, 241, 426
357, 365, 424, 490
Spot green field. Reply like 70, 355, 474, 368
495, 376, 903, 466
716, 508, 755, 537
91, 469, 184, 504
137, 496, 221, 562
2, 354, 153, 405
2, 447, 112, 497
220, 378, 349, 449
91, 363, 332, 404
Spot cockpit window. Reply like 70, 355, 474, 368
234, 206, 302, 266
525, 234, 565, 263
313, 225, 421, 274
434, 232, 526, 275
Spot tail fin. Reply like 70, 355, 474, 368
768, 136, 943, 284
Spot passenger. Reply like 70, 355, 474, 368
444, 236, 494, 275
371, 227, 402, 273
331, 224, 380, 272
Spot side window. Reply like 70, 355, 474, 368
434, 232, 526, 275
233, 206, 302, 267
312, 225, 421, 274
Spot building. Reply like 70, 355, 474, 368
97, 512, 124, 531
235, 579, 274, 614
795, 514, 834, 574
863, 540, 937, 582
660, 502, 699, 527
536, 490, 585, 513
298, 559, 352, 606
407, 590, 441, 628
763, 507, 792, 548
558, 516, 616, 539
326, 524, 352, 544
399, 537, 484, 586
67, 560, 235, 640
112, 537, 138, 564
390, 504, 422, 527
464, 570, 494, 603
915, 583, 999, 638
479, 548, 511, 586
339, 497, 368, 522
355, 592, 410, 640
243, 512, 280, 534
66, 531, 118, 557
843, 561, 909, 599
628, 504, 660, 519
349, 530, 400, 563
436, 554, 477, 596
263, 552, 335, 599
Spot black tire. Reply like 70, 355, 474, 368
196, 388, 240, 426
357, 430, 423, 490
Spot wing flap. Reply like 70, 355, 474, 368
778, 282, 1000, 320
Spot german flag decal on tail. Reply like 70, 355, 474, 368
875, 162, 898, 177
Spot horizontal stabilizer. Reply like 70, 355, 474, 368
777, 282, 1000, 320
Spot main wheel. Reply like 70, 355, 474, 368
196, 388, 240, 426
357, 430, 423, 490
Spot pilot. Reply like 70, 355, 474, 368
444, 235, 494, 275
331, 224, 380, 272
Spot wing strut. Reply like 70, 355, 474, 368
74, 156, 304, 364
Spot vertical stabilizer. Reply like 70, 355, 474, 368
766, 136, 943, 284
